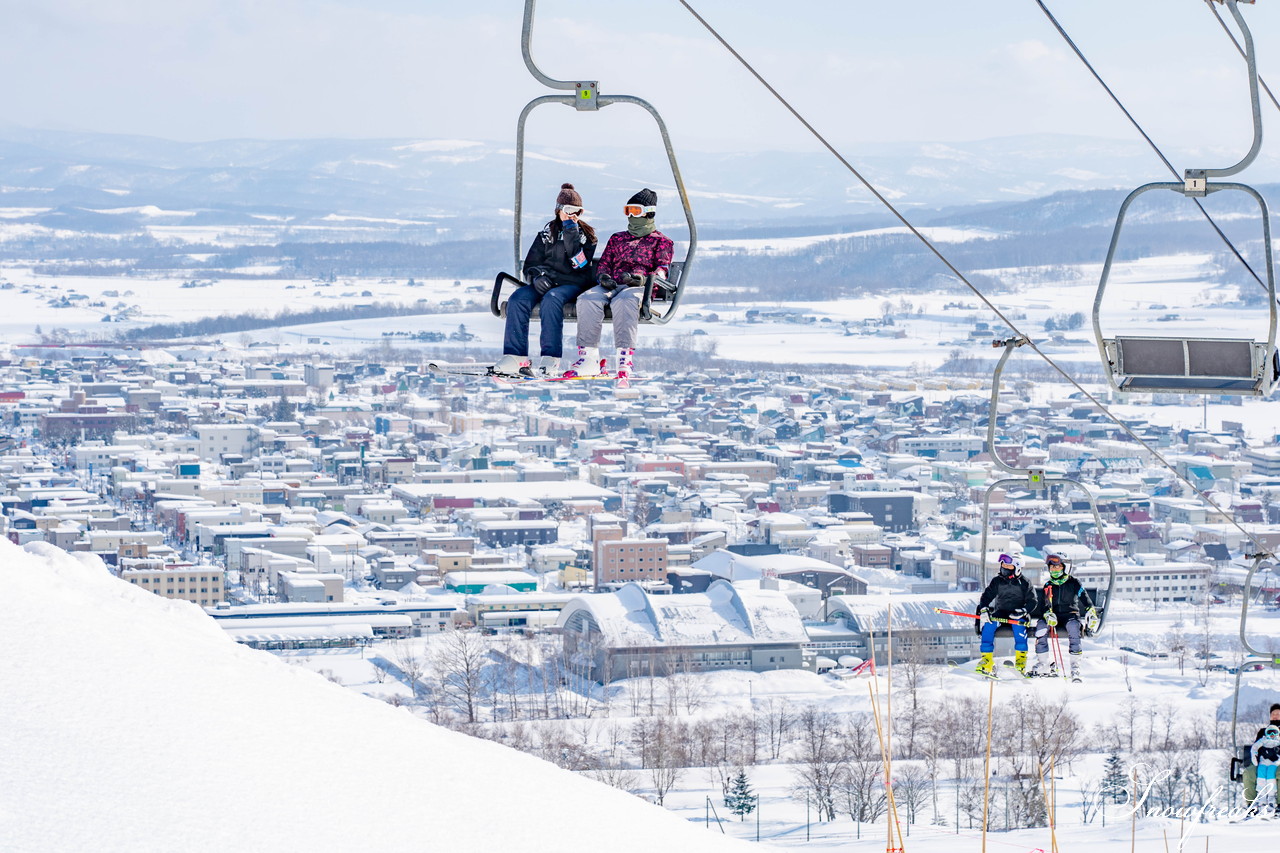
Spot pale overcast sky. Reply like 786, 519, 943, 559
2, 0, 1279, 156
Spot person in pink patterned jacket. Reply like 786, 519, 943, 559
562, 188, 673, 388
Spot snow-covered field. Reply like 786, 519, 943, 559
1, 247, 1266, 378
9, 538, 1274, 851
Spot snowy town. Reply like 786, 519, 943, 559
8, 343, 1278, 656
5, 334, 1280, 850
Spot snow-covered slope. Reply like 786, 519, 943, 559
0, 541, 754, 853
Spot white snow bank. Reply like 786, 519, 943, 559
0, 541, 755, 853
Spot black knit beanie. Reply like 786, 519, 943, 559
627, 188, 657, 208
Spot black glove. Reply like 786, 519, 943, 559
619, 272, 645, 288
598, 273, 618, 292
533, 274, 554, 295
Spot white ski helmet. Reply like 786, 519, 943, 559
997, 553, 1023, 577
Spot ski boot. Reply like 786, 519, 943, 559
536, 355, 560, 377
975, 652, 998, 679
562, 346, 605, 378
1070, 659, 1082, 683
1014, 650, 1031, 677
615, 347, 635, 389
493, 354, 533, 378
1025, 652, 1048, 678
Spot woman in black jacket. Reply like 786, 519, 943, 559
495, 183, 598, 377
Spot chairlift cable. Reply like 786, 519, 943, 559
675, 0, 1276, 560
1033, 0, 1267, 292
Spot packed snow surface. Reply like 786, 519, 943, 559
0, 542, 754, 853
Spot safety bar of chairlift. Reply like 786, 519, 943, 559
490, 269, 678, 322
515, 0, 696, 325
1092, 181, 1277, 394
1238, 552, 1279, 657
977, 337, 1117, 630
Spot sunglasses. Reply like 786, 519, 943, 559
560, 205, 583, 216
623, 204, 656, 217
1047, 561, 1064, 568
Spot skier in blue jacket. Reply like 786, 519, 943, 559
974, 554, 1036, 678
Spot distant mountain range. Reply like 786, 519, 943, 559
4, 125, 1280, 239
2, 125, 1278, 292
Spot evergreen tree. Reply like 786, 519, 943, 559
1103, 752, 1127, 803
725, 769, 756, 820
272, 394, 296, 422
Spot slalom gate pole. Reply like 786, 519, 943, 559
981, 678, 994, 853
1049, 756, 1059, 853
865, 676, 906, 850
886, 601, 904, 853
933, 607, 1032, 628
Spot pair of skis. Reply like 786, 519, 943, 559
427, 361, 639, 384
937, 608, 1082, 683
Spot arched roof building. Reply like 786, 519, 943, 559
557, 580, 808, 682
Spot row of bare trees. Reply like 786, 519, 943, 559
376, 634, 1233, 831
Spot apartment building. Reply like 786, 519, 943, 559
120, 560, 225, 607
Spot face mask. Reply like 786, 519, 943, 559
627, 215, 656, 237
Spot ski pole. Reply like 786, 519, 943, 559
1049, 624, 1067, 680
933, 607, 1033, 628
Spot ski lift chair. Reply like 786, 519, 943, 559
1092, 182, 1278, 397
1093, 0, 1277, 397
977, 339, 1117, 625
491, 0, 696, 329
1229, 555, 1280, 782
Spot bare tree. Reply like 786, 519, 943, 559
586, 760, 643, 795
893, 763, 932, 826
432, 629, 491, 723
634, 718, 688, 806
1168, 623, 1190, 676
1078, 777, 1103, 825
762, 698, 793, 760
390, 640, 428, 699
790, 708, 843, 821
894, 634, 932, 759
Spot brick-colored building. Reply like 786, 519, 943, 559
595, 538, 669, 587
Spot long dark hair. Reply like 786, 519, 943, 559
549, 215, 596, 245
